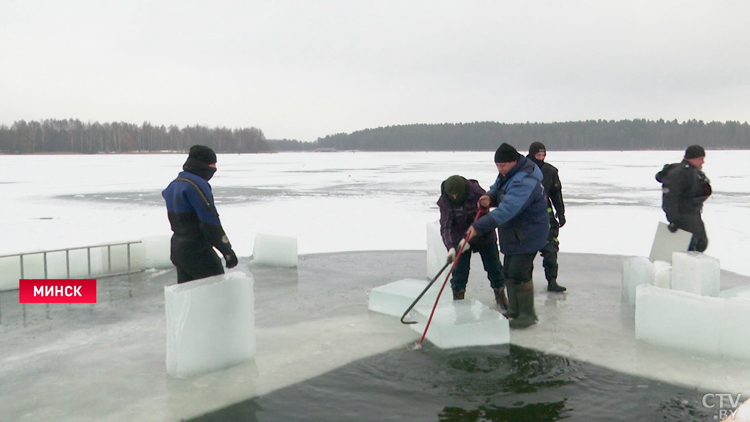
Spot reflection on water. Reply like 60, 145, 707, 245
190, 344, 714, 422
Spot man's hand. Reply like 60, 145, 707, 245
446, 248, 456, 263
478, 195, 491, 209
667, 223, 678, 233
557, 213, 566, 228
225, 250, 239, 268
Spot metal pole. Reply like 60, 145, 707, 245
43, 252, 48, 279
66, 249, 70, 279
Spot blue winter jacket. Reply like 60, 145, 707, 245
162, 171, 232, 258
471, 156, 550, 255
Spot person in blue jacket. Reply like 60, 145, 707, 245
162, 145, 238, 283
466, 143, 549, 328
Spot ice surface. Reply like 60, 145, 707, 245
426, 220, 447, 279
648, 221, 692, 263
408, 299, 510, 348
636, 284, 750, 361
252, 233, 298, 267
720, 297, 750, 361
653, 260, 671, 289
368, 278, 451, 318
164, 272, 256, 378
671, 251, 720, 297
635, 285, 721, 356
621, 256, 653, 304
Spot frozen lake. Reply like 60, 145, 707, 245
1, 150, 748, 276
2, 150, 750, 421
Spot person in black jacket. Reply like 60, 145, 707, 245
438, 175, 507, 309
655, 145, 712, 252
527, 142, 567, 292
162, 145, 238, 283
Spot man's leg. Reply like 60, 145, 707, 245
504, 252, 538, 328
450, 250, 471, 300
540, 240, 566, 292
477, 244, 507, 310
174, 249, 225, 284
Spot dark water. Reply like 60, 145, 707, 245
188, 344, 718, 422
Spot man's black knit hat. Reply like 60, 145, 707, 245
494, 143, 521, 163
528, 142, 546, 156
188, 145, 217, 165
684, 145, 705, 159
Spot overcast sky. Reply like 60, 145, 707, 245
1, 1, 749, 142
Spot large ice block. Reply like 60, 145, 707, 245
648, 221, 692, 263
426, 220, 447, 279
635, 284, 721, 356
720, 297, 750, 361
621, 256, 653, 305
368, 278, 452, 318
253, 233, 298, 267
671, 251, 720, 297
652, 260, 671, 289
164, 272, 256, 378
131, 235, 172, 269
408, 299, 510, 348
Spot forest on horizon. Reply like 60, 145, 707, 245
1, 118, 749, 154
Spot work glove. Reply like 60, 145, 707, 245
557, 213, 566, 228
446, 248, 456, 263
667, 223, 678, 233
457, 238, 470, 252
224, 249, 239, 268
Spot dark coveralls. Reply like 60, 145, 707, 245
438, 178, 504, 292
535, 160, 565, 283
162, 171, 235, 283
656, 160, 712, 252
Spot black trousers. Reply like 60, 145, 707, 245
503, 252, 538, 284
172, 247, 224, 284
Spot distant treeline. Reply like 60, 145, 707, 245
271, 119, 750, 152
0, 119, 270, 154
4, 118, 750, 154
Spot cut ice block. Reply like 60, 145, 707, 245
253, 233, 297, 267
131, 235, 173, 269
409, 299, 509, 348
426, 220, 447, 279
368, 278, 452, 318
165, 272, 256, 378
671, 252, 720, 297
652, 260, 671, 289
719, 297, 750, 361
648, 221, 692, 263
635, 284, 721, 357
621, 256, 653, 305
720, 285, 750, 299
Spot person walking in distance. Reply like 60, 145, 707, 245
527, 142, 567, 292
438, 175, 507, 310
162, 145, 239, 283
655, 144, 712, 252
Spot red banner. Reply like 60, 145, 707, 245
19, 279, 97, 303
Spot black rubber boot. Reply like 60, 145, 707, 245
509, 281, 538, 329
493, 287, 508, 312
547, 279, 567, 292
452, 289, 465, 300
503, 282, 518, 319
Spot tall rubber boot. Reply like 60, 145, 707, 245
547, 279, 567, 292
452, 289, 465, 300
509, 281, 538, 329
493, 287, 508, 312
503, 282, 519, 319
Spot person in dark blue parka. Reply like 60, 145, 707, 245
162, 145, 238, 283
466, 143, 549, 328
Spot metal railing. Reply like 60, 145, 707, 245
0, 240, 144, 280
